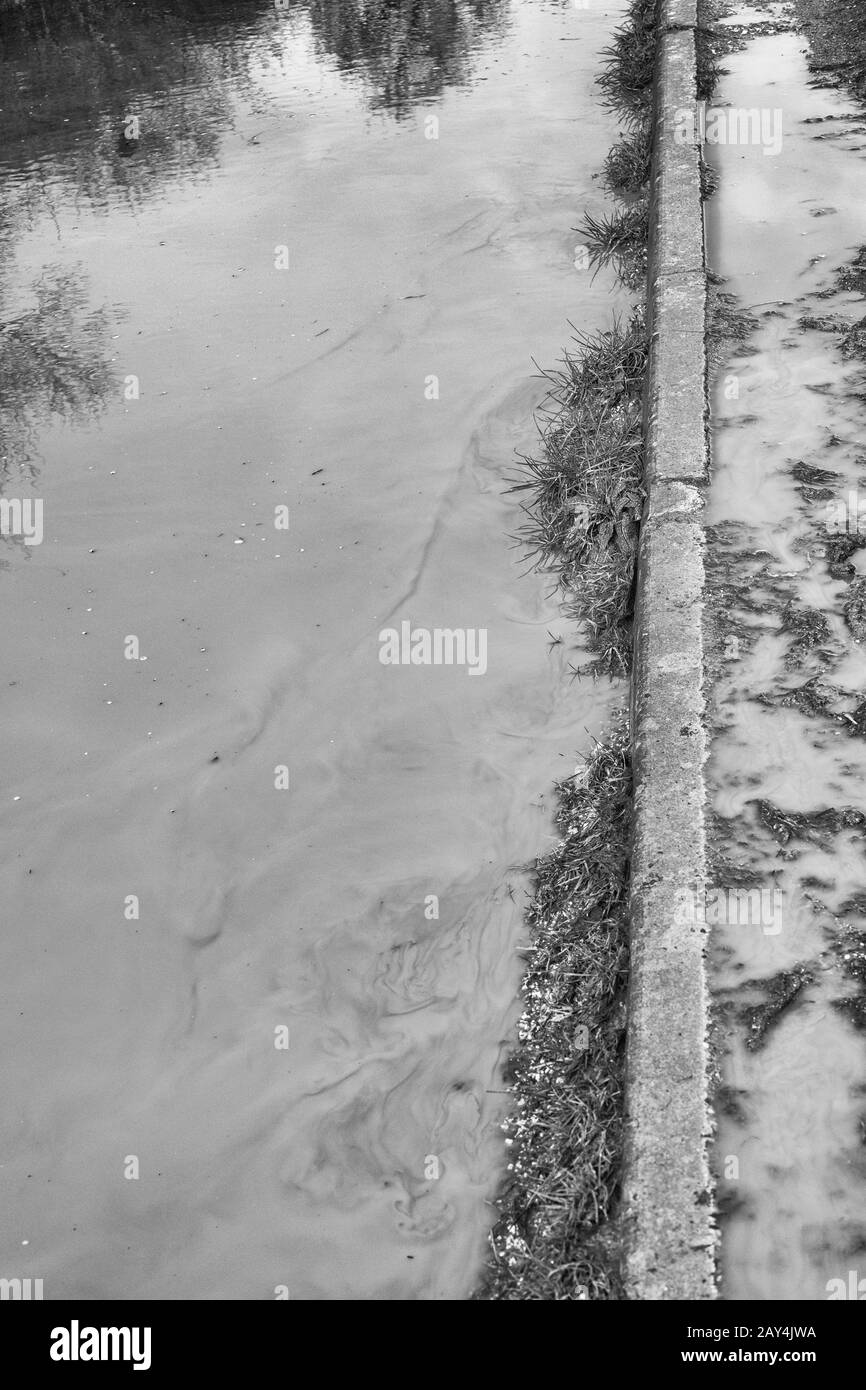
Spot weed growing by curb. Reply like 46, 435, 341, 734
512, 314, 647, 677
477, 728, 631, 1301
478, 0, 661, 1303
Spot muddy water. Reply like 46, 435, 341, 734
0, 0, 626, 1299
705, 4, 866, 1300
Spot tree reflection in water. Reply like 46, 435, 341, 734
0, 261, 115, 483
293, 0, 509, 117
0, 0, 510, 181
0, 0, 508, 473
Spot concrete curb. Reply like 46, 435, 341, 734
620, 0, 717, 1300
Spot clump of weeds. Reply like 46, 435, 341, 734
578, 204, 650, 290
512, 313, 647, 676
477, 730, 631, 1301
597, 0, 658, 118
603, 126, 652, 197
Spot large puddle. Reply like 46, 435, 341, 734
0, 0, 626, 1299
705, 3, 866, 1300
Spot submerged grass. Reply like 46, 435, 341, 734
478, 730, 631, 1300
513, 312, 647, 677
477, 0, 663, 1302
603, 125, 652, 197
598, 0, 658, 119
510, 0, 656, 680
590, 1, 656, 286
578, 204, 650, 291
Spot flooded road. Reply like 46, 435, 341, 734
705, 3, 866, 1300
0, 0, 626, 1299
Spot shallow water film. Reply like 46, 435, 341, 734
706, 1, 866, 1302
0, 0, 627, 1300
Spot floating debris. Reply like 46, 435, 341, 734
739, 966, 813, 1052
755, 799, 866, 846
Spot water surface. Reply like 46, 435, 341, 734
705, 6, 866, 1301
0, 0, 626, 1299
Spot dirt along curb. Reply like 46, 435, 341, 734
621, 0, 717, 1300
